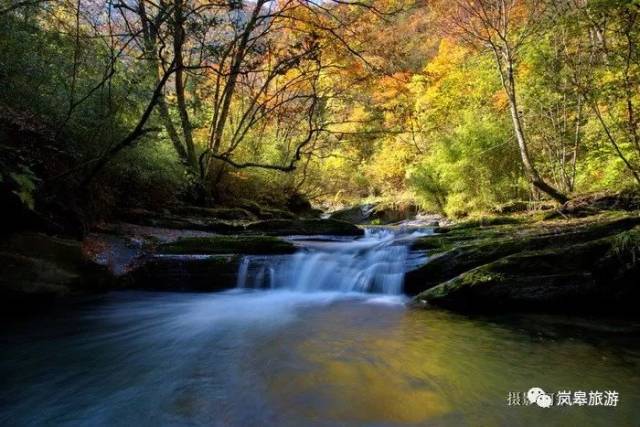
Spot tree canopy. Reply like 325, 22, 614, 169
1, 0, 639, 221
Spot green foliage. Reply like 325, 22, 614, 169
611, 226, 640, 264
0, 9, 187, 220
9, 168, 38, 210
0, 141, 40, 211
103, 140, 189, 208
408, 109, 524, 217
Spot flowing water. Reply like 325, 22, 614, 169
236, 228, 428, 294
1, 229, 640, 426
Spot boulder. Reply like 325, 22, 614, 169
329, 203, 420, 225
329, 204, 377, 224
286, 193, 321, 218
371, 204, 420, 224
0, 252, 79, 299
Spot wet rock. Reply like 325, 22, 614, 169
329, 203, 420, 225
245, 218, 363, 236
329, 204, 377, 224
157, 236, 296, 255
406, 215, 640, 295
0, 232, 114, 309
372, 204, 420, 224
119, 208, 244, 234
125, 255, 239, 291
169, 205, 257, 221
287, 193, 322, 218
229, 200, 297, 220
414, 227, 640, 314
546, 189, 640, 219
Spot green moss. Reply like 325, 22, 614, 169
413, 224, 515, 253
259, 207, 297, 220
158, 236, 295, 255
453, 215, 527, 229
422, 268, 502, 301
410, 236, 457, 254
245, 219, 363, 236
170, 206, 256, 221
406, 214, 640, 296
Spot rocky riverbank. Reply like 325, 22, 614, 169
406, 210, 640, 315
0, 206, 363, 311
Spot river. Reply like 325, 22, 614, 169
1, 228, 639, 426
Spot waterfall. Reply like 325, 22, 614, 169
236, 228, 428, 295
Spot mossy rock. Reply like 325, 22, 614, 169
170, 205, 257, 221
258, 207, 297, 220
245, 219, 363, 236
405, 215, 640, 295
0, 233, 115, 309
0, 232, 87, 270
157, 236, 295, 255
436, 215, 527, 233
120, 208, 245, 233
545, 189, 640, 220
232, 199, 265, 215
329, 203, 419, 225
491, 200, 531, 214
0, 252, 78, 297
410, 225, 512, 253
230, 200, 297, 220
413, 225, 640, 314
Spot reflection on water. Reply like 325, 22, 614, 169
1, 291, 639, 426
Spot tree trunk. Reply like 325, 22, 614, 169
138, 0, 191, 169
206, 0, 266, 179
157, 95, 188, 163
501, 51, 568, 204
173, 0, 197, 170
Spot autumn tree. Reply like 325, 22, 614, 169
445, 0, 569, 203
558, 0, 640, 186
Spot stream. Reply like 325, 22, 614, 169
1, 228, 640, 426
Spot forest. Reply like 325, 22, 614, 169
2, 0, 639, 227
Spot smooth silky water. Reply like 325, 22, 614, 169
1, 228, 639, 426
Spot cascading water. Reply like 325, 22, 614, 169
236, 228, 428, 294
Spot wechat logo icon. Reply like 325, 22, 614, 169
527, 387, 553, 408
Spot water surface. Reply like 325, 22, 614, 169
2, 290, 639, 426
2, 228, 639, 426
